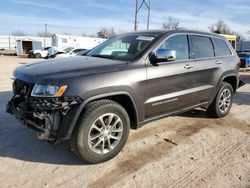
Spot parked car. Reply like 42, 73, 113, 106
7, 30, 244, 164
237, 52, 250, 68
246, 57, 250, 68
77, 49, 91, 56
55, 48, 87, 58
28, 47, 51, 58
45, 47, 74, 59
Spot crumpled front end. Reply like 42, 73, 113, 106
6, 79, 82, 142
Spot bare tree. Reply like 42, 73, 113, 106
118, 30, 127, 34
209, 20, 231, 34
63, 32, 72, 35
82, 32, 98, 37
11, 30, 27, 36
82, 32, 88, 37
88, 34, 98, 37
162, 17, 180, 30
97, 27, 116, 39
37, 30, 52, 37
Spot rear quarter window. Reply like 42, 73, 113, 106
213, 38, 232, 56
190, 35, 214, 59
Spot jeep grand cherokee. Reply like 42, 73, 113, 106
7, 30, 243, 163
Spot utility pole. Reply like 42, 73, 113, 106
45, 23, 48, 37
147, 0, 151, 30
134, 0, 138, 31
134, 0, 151, 31
44, 23, 48, 47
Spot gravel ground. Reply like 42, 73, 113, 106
0, 56, 250, 188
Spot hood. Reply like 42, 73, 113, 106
14, 56, 127, 84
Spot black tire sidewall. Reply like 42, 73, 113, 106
214, 83, 234, 117
75, 103, 130, 163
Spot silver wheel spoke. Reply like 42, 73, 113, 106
92, 125, 102, 132
107, 114, 114, 126
219, 102, 223, 108
101, 139, 105, 153
112, 128, 123, 133
111, 119, 121, 129
90, 133, 101, 141
223, 91, 227, 98
99, 117, 106, 128
226, 94, 231, 100
92, 138, 103, 149
107, 138, 112, 150
110, 135, 120, 140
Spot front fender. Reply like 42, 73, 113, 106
57, 91, 138, 141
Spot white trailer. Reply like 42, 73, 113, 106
51, 34, 106, 50
0, 35, 51, 50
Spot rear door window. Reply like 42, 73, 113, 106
159, 35, 189, 61
190, 35, 214, 59
213, 38, 232, 56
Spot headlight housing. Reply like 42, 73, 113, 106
31, 84, 68, 97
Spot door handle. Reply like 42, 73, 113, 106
216, 60, 223, 65
184, 64, 194, 69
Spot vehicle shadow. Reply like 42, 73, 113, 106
0, 91, 85, 165
179, 109, 209, 119
240, 73, 250, 84
234, 91, 250, 106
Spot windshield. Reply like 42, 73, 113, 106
86, 34, 159, 61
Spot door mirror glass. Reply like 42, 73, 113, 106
150, 49, 176, 64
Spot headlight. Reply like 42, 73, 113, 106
31, 84, 68, 97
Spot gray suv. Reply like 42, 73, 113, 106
7, 30, 242, 163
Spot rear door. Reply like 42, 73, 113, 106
145, 34, 196, 119
189, 35, 220, 105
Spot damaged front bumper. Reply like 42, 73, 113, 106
6, 95, 82, 142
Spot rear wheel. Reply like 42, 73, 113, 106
207, 82, 234, 118
70, 100, 130, 164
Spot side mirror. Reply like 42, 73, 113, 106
150, 49, 176, 65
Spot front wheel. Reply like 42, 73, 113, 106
70, 100, 130, 164
207, 82, 234, 118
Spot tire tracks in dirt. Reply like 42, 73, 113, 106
88, 116, 250, 188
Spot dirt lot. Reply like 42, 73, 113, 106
0, 56, 250, 188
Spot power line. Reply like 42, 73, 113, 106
134, 0, 151, 31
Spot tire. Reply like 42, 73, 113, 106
70, 100, 130, 164
207, 82, 234, 118
34, 53, 42, 58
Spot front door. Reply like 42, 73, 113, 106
145, 34, 196, 119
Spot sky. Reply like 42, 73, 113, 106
0, 0, 250, 39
